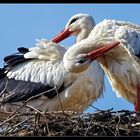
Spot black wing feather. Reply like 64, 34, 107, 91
0, 47, 71, 103
3, 48, 33, 72
0, 76, 66, 103
4, 57, 33, 72
17, 47, 29, 54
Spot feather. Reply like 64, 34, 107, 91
17, 47, 29, 54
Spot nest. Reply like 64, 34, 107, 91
0, 108, 140, 136
0, 85, 140, 136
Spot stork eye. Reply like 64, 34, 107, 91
69, 17, 79, 25
77, 57, 87, 64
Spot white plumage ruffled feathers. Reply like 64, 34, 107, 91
24, 39, 66, 61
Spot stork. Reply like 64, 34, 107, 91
52, 13, 95, 43
0, 14, 104, 111
53, 17, 140, 112
0, 39, 117, 113
0, 14, 116, 113
52, 13, 105, 111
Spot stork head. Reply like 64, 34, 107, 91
52, 13, 95, 43
63, 41, 120, 73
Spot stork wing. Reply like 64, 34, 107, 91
0, 40, 69, 103
115, 21, 140, 60
24, 39, 66, 60
0, 59, 68, 103
0, 75, 66, 103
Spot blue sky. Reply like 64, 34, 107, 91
0, 3, 139, 112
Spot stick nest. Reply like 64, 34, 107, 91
0, 109, 140, 136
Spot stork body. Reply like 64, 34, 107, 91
0, 40, 104, 112
0, 14, 105, 113
60, 19, 140, 111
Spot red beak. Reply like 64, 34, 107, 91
52, 28, 74, 43
52, 28, 119, 61
87, 42, 120, 61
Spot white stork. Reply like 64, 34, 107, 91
53, 18, 140, 112
0, 14, 113, 113
52, 13, 95, 43
0, 39, 117, 113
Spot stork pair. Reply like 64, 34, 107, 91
0, 13, 140, 113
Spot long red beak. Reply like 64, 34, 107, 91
87, 41, 120, 61
52, 28, 74, 43
52, 28, 119, 61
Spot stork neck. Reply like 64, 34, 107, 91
76, 28, 93, 42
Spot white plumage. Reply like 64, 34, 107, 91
0, 39, 104, 112
24, 39, 66, 60
62, 18, 140, 111
7, 40, 66, 86
0, 14, 104, 113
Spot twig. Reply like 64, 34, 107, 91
0, 80, 9, 101
84, 114, 94, 136
92, 121, 116, 135
66, 96, 96, 111
131, 122, 140, 127
0, 87, 58, 122
46, 123, 51, 136
55, 86, 64, 114
25, 105, 43, 115
114, 111, 121, 136
0, 114, 19, 126
89, 105, 103, 111
4, 117, 34, 135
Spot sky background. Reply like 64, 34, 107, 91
0, 3, 139, 113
